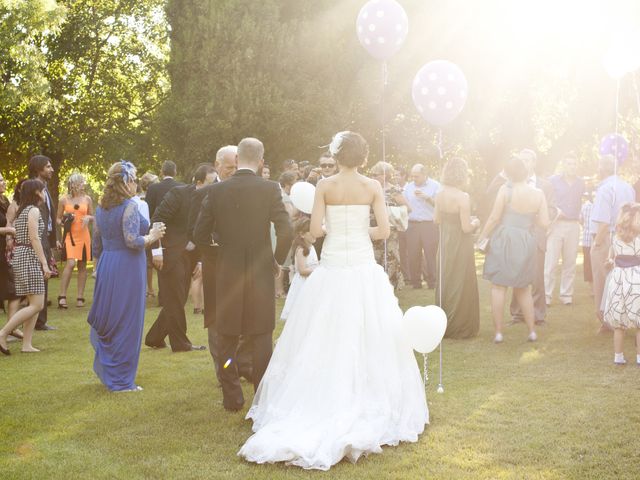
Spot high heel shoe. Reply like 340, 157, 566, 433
57, 296, 68, 309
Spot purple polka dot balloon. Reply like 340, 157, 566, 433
599, 133, 629, 164
356, 0, 409, 60
412, 60, 468, 127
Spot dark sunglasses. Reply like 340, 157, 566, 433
320, 163, 335, 168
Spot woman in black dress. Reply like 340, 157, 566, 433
0, 172, 16, 309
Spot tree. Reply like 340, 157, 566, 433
0, 0, 169, 202
162, 0, 370, 175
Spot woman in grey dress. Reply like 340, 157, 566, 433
477, 156, 550, 343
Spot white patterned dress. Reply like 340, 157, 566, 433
603, 235, 640, 329
12, 205, 45, 296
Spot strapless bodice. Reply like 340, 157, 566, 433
320, 205, 375, 267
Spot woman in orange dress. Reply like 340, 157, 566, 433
57, 173, 93, 308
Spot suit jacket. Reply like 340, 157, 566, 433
152, 184, 195, 254
145, 177, 182, 221
38, 185, 56, 250
480, 172, 507, 223
187, 181, 219, 244
193, 170, 293, 335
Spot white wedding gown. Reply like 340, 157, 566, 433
238, 205, 428, 470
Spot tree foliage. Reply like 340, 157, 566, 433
165, 0, 640, 199
0, 0, 169, 201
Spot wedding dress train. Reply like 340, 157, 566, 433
239, 205, 428, 470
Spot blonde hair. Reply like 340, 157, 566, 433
370, 161, 395, 178
100, 162, 136, 210
67, 173, 86, 196
615, 202, 640, 244
441, 157, 469, 189
139, 172, 159, 192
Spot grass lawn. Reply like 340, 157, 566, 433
1, 258, 640, 479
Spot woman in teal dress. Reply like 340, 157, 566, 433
434, 158, 480, 338
478, 156, 550, 344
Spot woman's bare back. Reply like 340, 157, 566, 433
321, 172, 377, 206
505, 183, 543, 214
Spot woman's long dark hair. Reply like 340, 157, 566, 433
17, 179, 45, 216
12, 179, 27, 206
291, 216, 312, 258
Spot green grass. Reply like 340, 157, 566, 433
2, 259, 640, 479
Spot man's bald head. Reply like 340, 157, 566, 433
410, 163, 428, 185
215, 145, 237, 180
237, 138, 264, 171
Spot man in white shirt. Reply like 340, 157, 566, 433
403, 164, 440, 289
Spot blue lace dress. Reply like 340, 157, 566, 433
88, 199, 148, 391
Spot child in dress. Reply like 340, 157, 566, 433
280, 217, 318, 321
602, 203, 640, 365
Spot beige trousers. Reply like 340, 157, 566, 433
544, 220, 580, 304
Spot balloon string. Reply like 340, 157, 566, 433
634, 72, 640, 115
423, 353, 428, 388
612, 77, 620, 247
382, 61, 388, 272
437, 127, 444, 394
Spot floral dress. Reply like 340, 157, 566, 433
603, 235, 640, 329
372, 185, 406, 290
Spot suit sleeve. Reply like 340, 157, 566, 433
152, 187, 181, 225
193, 190, 216, 248
270, 184, 293, 265
146, 187, 158, 221
150, 186, 182, 250
480, 177, 503, 223
188, 188, 205, 242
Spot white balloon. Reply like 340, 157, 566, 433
402, 305, 447, 353
290, 182, 316, 214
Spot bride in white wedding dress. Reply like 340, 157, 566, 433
238, 132, 428, 470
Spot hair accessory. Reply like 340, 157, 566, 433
120, 160, 136, 183
328, 131, 349, 156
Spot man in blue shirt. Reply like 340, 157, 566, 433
403, 164, 440, 289
590, 155, 636, 328
544, 154, 585, 306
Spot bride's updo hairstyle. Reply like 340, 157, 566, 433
329, 131, 369, 168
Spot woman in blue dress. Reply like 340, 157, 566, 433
88, 161, 165, 391
477, 156, 550, 344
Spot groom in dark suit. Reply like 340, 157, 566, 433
194, 137, 292, 411
188, 145, 252, 383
